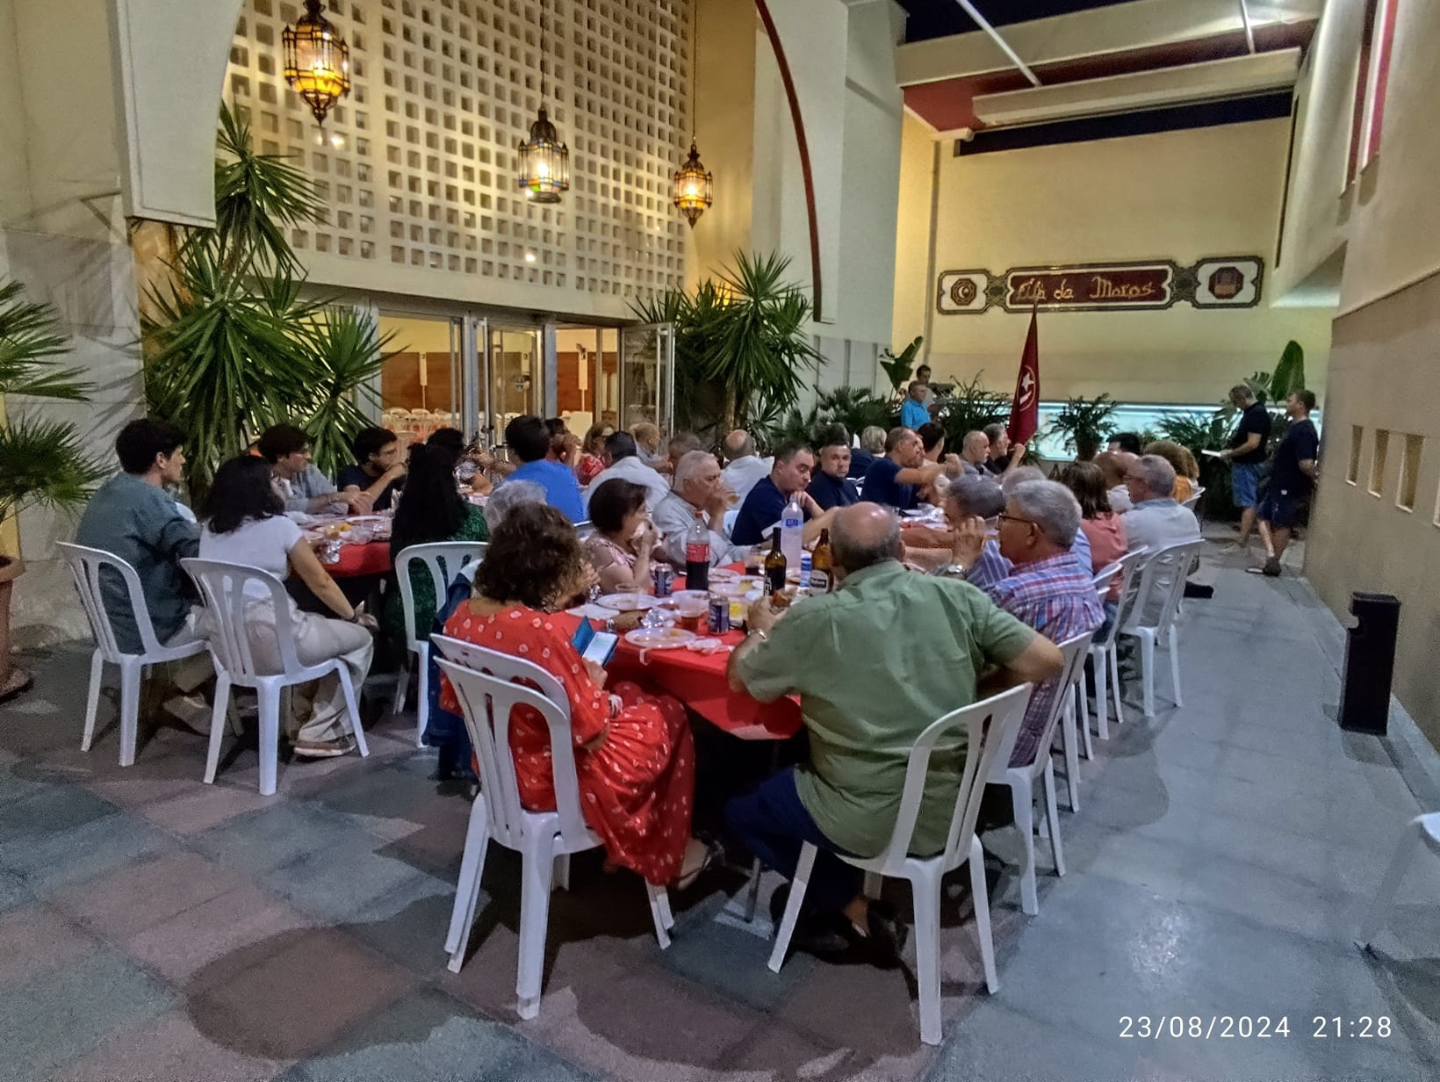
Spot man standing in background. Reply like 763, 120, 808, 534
1218, 384, 1272, 550
1253, 391, 1320, 578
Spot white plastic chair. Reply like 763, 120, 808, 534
1357, 813, 1440, 949
767, 683, 1031, 1046
393, 542, 487, 746
1053, 565, 1119, 812
988, 633, 1094, 916
573, 520, 596, 540
432, 636, 672, 1018
1083, 548, 1148, 740
181, 558, 369, 796
1117, 540, 1205, 718
57, 542, 212, 767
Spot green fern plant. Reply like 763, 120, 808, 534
1047, 394, 1118, 461
0, 279, 106, 526
935, 373, 1010, 448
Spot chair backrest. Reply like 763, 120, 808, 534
1181, 493, 1201, 511
394, 542, 487, 650
872, 683, 1032, 878
433, 637, 589, 850
1088, 544, 1146, 648
56, 542, 168, 661
180, 558, 305, 679
1092, 562, 1121, 601
573, 520, 596, 540
999, 631, 1095, 774
1121, 539, 1204, 634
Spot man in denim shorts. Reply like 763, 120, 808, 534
1218, 384, 1272, 548
1252, 391, 1320, 577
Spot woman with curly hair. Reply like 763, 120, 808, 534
576, 421, 614, 487
437, 503, 712, 887
1143, 440, 1200, 504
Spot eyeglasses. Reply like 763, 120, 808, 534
997, 512, 1037, 529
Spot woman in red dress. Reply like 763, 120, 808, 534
439, 502, 708, 887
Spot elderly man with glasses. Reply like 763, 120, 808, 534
952, 480, 1104, 768
1121, 454, 1201, 554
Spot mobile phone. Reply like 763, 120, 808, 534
571, 618, 619, 666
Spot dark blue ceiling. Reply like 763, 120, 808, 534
896, 0, 1143, 44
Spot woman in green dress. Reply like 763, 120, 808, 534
383, 442, 489, 641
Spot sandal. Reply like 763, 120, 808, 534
675, 837, 725, 890
0, 667, 34, 706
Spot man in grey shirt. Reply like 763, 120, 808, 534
74, 419, 201, 654
258, 423, 371, 515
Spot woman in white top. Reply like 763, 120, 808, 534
199, 455, 375, 759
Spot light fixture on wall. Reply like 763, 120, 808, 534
672, 2, 713, 227
283, 0, 352, 128
517, 0, 570, 204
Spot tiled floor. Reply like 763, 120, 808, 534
2, 547, 1439, 1082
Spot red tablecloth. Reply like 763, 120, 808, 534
328, 541, 392, 578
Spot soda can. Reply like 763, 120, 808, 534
651, 565, 674, 597
708, 593, 731, 634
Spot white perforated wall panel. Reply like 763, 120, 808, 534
226, 0, 690, 303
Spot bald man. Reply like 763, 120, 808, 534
720, 428, 772, 505
960, 430, 990, 476
726, 502, 1063, 962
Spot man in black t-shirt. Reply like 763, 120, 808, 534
1219, 384, 1273, 548
1252, 390, 1319, 577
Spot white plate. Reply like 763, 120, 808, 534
597, 592, 662, 611
709, 567, 739, 583
624, 627, 697, 649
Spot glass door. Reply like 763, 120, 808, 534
487, 325, 544, 447
618, 323, 675, 432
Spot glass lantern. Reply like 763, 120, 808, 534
517, 107, 570, 204
672, 141, 713, 227
283, 0, 352, 127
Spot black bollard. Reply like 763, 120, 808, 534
1338, 592, 1401, 735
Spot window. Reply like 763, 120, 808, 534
1347, 425, 1364, 485
1398, 434, 1423, 511
1369, 430, 1390, 497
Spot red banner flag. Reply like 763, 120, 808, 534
1006, 308, 1040, 448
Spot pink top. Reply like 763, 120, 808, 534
1082, 513, 1128, 601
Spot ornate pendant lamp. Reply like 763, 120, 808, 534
283, 0, 352, 127
517, 0, 570, 204
672, 3, 713, 227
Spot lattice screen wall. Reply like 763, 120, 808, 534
225, 0, 690, 300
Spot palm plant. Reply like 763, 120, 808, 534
0, 279, 106, 526
1158, 410, 1237, 519
935, 373, 1009, 448
1047, 394, 1118, 461
144, 103, 394, 495
632, 251, 821, 438
0, 278, 108, 695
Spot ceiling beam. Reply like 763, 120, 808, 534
952, 0, 1041, 87
897, 0, 1322, 87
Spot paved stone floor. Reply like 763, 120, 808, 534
2, 548, 1439, 1082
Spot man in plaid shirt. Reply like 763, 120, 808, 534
953, 479, 1103, 766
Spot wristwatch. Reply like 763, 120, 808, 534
938, 562, 972, 579
748, 627, 770, 643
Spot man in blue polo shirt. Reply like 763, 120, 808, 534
731, 442, 838, 547
862, 427, 947, 511
503, 414, 585, 522
808, 431, 861, 511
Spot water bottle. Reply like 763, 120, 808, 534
780, 494, 804, 572
685, 515, 710, 592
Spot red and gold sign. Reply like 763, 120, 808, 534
1003, 263, 1175, 312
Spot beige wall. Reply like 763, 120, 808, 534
894, 116, 1335, 404
1306, 0, 1440, 749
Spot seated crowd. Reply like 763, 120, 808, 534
70, 402, 1215, 960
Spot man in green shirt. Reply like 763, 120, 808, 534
726, 502, 1061, 958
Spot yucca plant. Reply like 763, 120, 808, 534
633, 251, 821, 438
144, 103, 396, 496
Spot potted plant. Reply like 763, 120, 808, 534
0, 278, 107, 703
879, 335, 924, 396
1048, 394, 1118, 461
143, 105, 394, 497
632, 251, 821, 439
935, 372, 1010, 449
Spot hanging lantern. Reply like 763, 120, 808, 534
672, 141, 713, 227
516, 107, 570, 204
283, 0, 352, 127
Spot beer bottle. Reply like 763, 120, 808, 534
810, 528, 834, 593
763, 528, 787, 597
